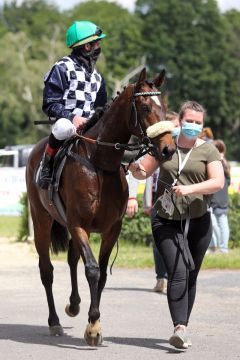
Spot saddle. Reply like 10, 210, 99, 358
40, 137, 92, 223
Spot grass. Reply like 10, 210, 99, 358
0, 216, 21, 237
52, 241, 155, 268
52, 241, 240, 270
94, 241, 155, 268
202, 249, 240, 269
1, 216, 240, 269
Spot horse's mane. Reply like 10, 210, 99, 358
83, 94, 120, 133
83, 77, 167, 134
83, 80, 166, 135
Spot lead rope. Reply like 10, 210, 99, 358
170, 139, 195, 272
166, 195, 194, 302
110, 239, 119, 275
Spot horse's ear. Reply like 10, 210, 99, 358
136, 67, 147, 85
153, 69, 166, 88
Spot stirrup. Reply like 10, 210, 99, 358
37, 176, 51, 190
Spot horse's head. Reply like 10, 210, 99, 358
130, 67, 176, 162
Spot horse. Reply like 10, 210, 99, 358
26, 67, 176, 346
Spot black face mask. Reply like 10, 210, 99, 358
72, 46, 101, 72
91, 47, 101, 61
75, 46, 101, 62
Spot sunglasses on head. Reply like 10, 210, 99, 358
95, 26, 102, 37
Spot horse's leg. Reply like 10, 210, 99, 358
32, 208, 63, 336
98, 220, 122, 304
65, 238, 81, 317
70, 227, 101, 346
83, 220, 122, 346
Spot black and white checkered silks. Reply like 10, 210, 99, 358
55, 56, 102, 118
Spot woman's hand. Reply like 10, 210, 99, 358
128, 155, 159, 180
126, 198, 138, 217
128, 162, 148, 180
128, 162, 141, 173
144, 207, 152, 216
172, 185, 192, 197
172, 160, 224, 196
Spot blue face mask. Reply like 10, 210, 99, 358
172, 127, 181, 138
181, 122, 203, 139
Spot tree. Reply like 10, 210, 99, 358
0, 30, 66, 147
221, 10, 240, 159
0, 0, 239, 159
69, 1, 144, 94
135, 0, 239, 159
0, 0, 69, 146
1, 0, 66, 37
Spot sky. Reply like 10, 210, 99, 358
1, 0, 240, 12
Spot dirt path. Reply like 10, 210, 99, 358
1, 237, 240, 360
0, 237, 37, 266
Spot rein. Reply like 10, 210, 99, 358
76, 133, 143, 151
76, 89, 162, 161
75, 133, 150, 168
34, 88, 164, 162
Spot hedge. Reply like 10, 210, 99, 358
19, 192, 240, 248
228, 192, 240, 248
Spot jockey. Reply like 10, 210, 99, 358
37, 20, 107, 189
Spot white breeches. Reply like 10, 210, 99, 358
52, 118, 76, 140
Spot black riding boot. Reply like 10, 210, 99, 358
37, 152, 53, 189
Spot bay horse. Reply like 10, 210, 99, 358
26, 68, 176, 346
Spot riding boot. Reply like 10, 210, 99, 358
37, 151, 54, 189
37, 134, 64, 189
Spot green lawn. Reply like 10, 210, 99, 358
52, 241, 240, 270
0, 216, 21, 237
51, 241, 155, 268
202, 249, 240, 269
1, 216, 240, 269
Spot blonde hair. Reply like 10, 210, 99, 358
179, 101, 206, 120
166, 111, 179, 121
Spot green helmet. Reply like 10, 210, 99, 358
66, 21, 106, 48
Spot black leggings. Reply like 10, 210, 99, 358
152, 211, 212, 327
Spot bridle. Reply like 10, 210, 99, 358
34, 86, 167, 163
76, 88, 164, 162
131, 89, 162, 160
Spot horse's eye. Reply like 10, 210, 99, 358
142, 104, 151, 113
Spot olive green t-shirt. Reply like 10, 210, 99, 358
155, 142, 221, 220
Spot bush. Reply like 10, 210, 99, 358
19, 192, 240, 248
120, 193, 240, 248
119, 196, 153, 245
18, 192, 29, 241
228, 192, 240, 248
90, 196, 153, 245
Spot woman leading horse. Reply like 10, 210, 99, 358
26, 68, 176, 346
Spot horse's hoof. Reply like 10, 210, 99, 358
65, 304, 80, 317
49, 325, 64, 336
84, 320, 102, 347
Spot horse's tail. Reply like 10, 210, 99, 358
50, 220, 69, 254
